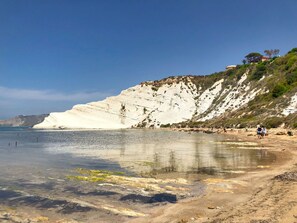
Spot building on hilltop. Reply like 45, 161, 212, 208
226, 65, 237, 70
261, 56, 270, 62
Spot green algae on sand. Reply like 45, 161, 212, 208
67, 168, 190, 195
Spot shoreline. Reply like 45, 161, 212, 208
0, 128, 296, 223
129, 127, 297, 223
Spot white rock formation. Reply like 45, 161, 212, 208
198, 73, 261, 121
34, 75, 263, 129
282, 93, 297, 116
34, 79, 198, 129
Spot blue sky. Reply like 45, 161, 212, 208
0, 0, 297, 119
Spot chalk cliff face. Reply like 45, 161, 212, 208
34, 74, 264, 129
34, 77, 199, 129
34, 49, 297, 129
282, 93, 297, 116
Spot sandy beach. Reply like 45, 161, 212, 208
128, 128, 297, 223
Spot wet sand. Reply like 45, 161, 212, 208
129, 128, 297, 223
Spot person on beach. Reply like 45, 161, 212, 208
257, 126, 262, 139
262, 127, 267, 137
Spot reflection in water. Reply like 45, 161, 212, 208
153, 151, 178, 174
0, 128, 278, 222
32, 129, 276, 177
168, 151, 177, 172
153, 152, 161, 169
0, 129, 276, 178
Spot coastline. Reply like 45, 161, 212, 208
0, 127, 296, 223
129, 127, 297, 223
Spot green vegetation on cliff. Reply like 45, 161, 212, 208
178, 48, 297, 129
139, 48, 297, 129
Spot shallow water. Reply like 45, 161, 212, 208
0, 128, 276, 222
0, 128, 275, 177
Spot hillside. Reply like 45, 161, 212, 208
34, 48, 297, 129
0, 114, 49, 127
187, 47, 297, 128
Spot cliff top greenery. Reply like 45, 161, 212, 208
175, 47, 297, 129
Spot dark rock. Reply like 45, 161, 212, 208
6, 195, 92, 214
275, 132, 286, 135
203, 130, 215, 134
120, 194, 150, 203
149, 193, 177, 203
120, 193, 177, 203
64, 186, 118, 196
274, 172, 297, 181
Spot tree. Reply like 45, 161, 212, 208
273, 49, 280, 56
264, 50, 273, 58
264, 49, 280, 58
242, 59, 247, 65
245, 52, 263, 63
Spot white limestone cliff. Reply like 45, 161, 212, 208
34, 75, 264, 129
282, 93, 297, 116
34, 78, 198, 129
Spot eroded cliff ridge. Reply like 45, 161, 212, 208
35, 48, 297, 129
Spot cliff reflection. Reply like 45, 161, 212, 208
45, 130, 276, 177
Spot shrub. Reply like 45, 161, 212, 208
187, 121, 204, 128
160, 123, 171, 128
272, 83, 289, 98
288, 48, 297, 54
235, 65, 249, 80
286, 70, 297, 85
271, 56, 278, 61
285, 55, 297, 70
226, 69, 236, 76
251, 63, 266, 80
264, 117, 284, 128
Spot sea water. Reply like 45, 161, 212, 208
0, 128, 275, 175
0, 127, 276, 221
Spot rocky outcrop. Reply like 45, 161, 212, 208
0, 114, 48, 127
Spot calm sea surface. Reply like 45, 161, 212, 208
0, 127, 276, 222
0, 127, 275, 175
